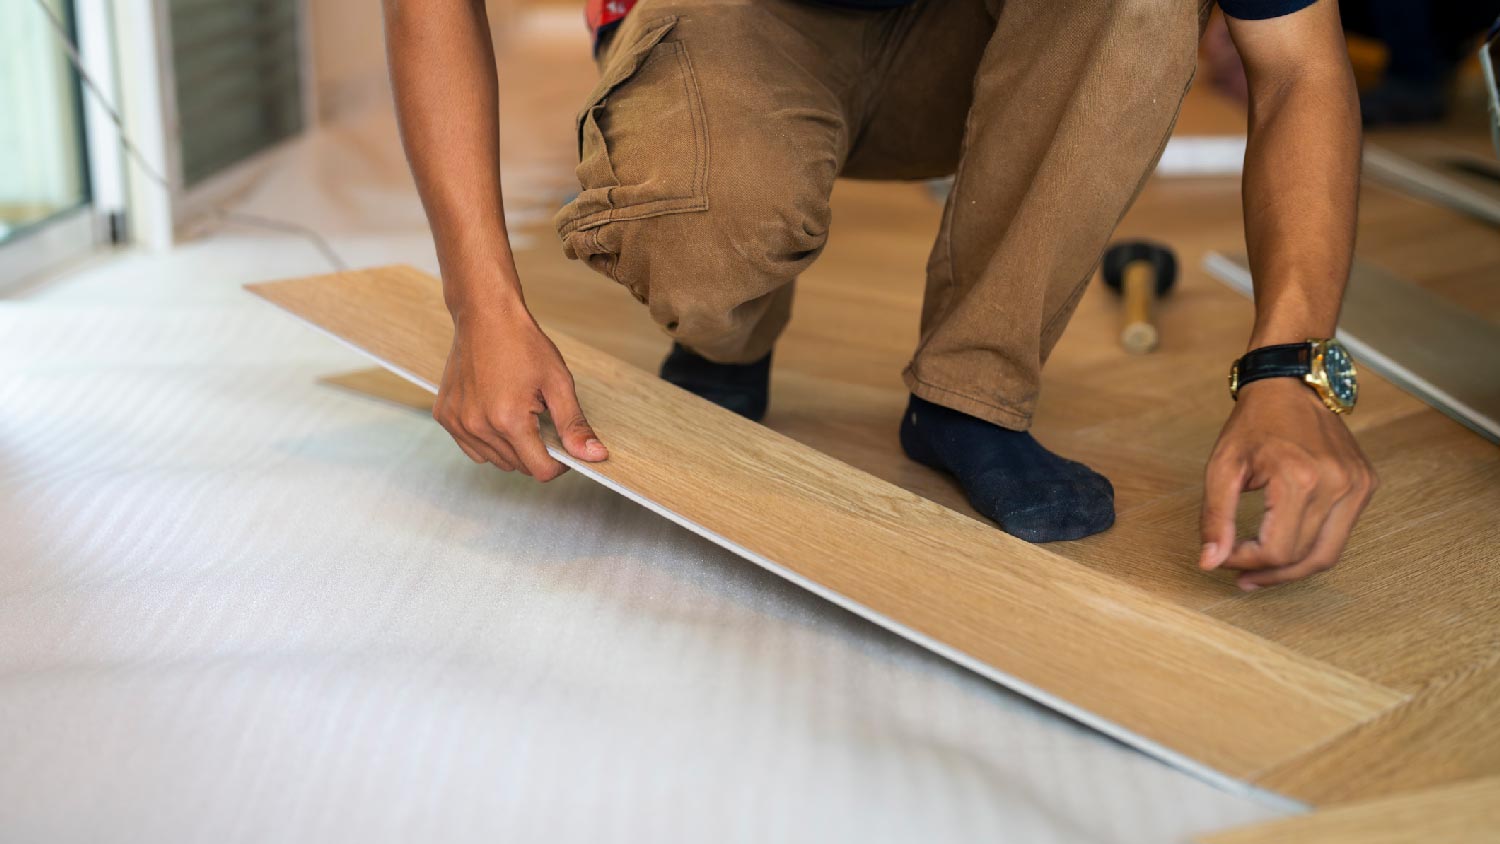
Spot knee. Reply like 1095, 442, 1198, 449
567, 171, 831, 314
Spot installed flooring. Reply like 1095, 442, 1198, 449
1197, 776, 1500, 844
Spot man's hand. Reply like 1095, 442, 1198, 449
434, 307, 608, 481
384, 0, 605, 479
1198, 378, 1377, 590
1205, 0, 1368, 589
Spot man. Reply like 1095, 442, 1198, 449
383, 0, 1377, 589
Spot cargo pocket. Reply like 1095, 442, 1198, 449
556, 15, 709, 288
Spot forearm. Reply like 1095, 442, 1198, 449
1239, 45, 1361, 349
383, 0, 522, 320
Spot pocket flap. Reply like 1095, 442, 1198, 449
575, 15, 681, 141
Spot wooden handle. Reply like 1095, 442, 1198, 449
1120, 259, 1159, 354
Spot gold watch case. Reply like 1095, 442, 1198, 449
1228, 338, 1358, 415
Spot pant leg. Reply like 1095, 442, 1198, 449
554, 0, 875, 363
894, 0, 1210, 430
840, 0, 998, 181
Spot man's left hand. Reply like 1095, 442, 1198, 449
1198, 378, 1378, 590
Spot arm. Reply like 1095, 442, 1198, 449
1198, 0, 1377, 588
383, 0, 607, 480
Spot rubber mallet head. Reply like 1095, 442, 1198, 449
1101, 240, 1178, 354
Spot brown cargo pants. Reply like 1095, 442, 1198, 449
555, 0, 1210, 429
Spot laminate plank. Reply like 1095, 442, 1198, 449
1255, 652, 1500, 805
1206, 252, 1500, 443
1206, 415, 1500, 692
1353, 185, 1500, 321
1364, 144, 1500, 227
248, 265, 1402, 792
1196, 776, 1500, 844
320, 367, 435, 410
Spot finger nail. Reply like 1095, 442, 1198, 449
1200, 543, 1219, 570
585, 438, 607, 457
1240, 582, 1260, 592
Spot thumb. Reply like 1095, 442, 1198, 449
1199, 453, 1245, 570
545, 380, 608, 462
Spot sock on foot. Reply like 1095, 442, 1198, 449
899, 394, 1114, 542
659, 342, 771, 421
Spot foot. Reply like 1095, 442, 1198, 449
659, 342, 771, 421
899, 394, 1114, 542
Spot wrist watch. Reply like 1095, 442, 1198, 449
1229, 338, 1359, 414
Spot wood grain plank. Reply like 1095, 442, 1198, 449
1197, 776, 1500, 844
1206, 252, 1500, 443
1353, 184, 1500, 322
248, 265, 1402, 791
320, 367, 435, 410
1255, 652, 1500, 805
1207, 421, 1500, 692
1364, 144, 1500, 227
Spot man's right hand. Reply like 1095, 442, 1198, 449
384, 0, 605, 479
433, 307, 608, 481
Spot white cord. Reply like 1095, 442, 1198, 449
29, 0, 348, 271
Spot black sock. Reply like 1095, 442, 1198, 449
659, 343, 772, 421
899, 394, 1114, 542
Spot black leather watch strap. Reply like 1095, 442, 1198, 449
1236, 342, 1312, 390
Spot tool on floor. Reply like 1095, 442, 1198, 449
1101, 240, 1177, 354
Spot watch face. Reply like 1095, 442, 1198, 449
1323, 342, 1358, 406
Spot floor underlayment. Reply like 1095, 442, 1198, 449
5, 11, 1498, 841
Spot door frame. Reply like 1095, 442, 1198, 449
0, 0, 114, 292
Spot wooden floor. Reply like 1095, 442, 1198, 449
278, 22, 1500, 814
1197, 776, 1500, 844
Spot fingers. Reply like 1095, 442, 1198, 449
469, 430, 523, 474
460, 413, 562, 481
1221, 446, 1374, 573
438, 410, 518, 473
1235, 497, 1360, 590
1233, 554, 1327, 592
450, 435, 489, 465
543, 378, 609, 463
436, 398, 582, 481
1199, 452, 1247, 570
1235, 466, 1377, 591
503, 411, 570, 482
1198, 380, 1378, 590
433, 319, 606, 481
1220, 468, 1320, 571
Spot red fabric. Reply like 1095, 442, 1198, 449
586, 0, 638, 40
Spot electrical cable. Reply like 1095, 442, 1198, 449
29, 0, 349, 271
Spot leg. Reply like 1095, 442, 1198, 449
554, 0, 874, 367
905, 0, 1207, 429
856, 0, 1206, 541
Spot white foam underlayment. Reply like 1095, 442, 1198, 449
2, 32, 1293, 844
